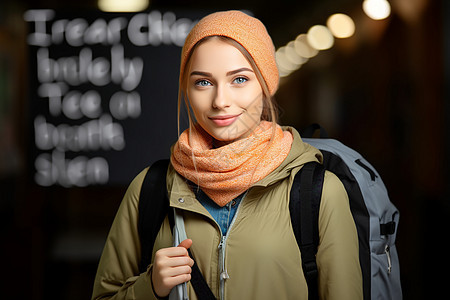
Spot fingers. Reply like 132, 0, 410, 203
154, 254, 194, 268
159, 265, 192, 278
178, 238, 193, 250
155, 239, 193, 257
151, 240, 195, 298
156, 246, 190, 258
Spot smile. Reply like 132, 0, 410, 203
208, 114, 241, 127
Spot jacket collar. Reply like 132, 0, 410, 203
166, 165, 212, 217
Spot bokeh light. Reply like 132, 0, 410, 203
294, 34, 319, 59
307, 25, 335, 50
327, 13, 356, 38
363, 0, 391, 20
98, 0, 149, 12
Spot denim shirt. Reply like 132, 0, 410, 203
195, 188, 245, 236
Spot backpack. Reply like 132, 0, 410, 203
300, 124, 402, 300
138, 125, 402, 299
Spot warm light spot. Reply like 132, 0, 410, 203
98, 0, 149, 12
294, 34, 318, 58
363, 0, 391, 20
279, 68, 293, 78
285, 41, 308, 65
307, 25, 334, 50
276, 46, 301, 77
327, 13, 355, 38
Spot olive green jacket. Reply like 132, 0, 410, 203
92, 127, 363, 300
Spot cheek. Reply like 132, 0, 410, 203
242, 91, 263, 114
234, 83, 263, 109
188, 90, 210, 118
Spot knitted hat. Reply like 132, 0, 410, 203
180, 10, 279, 95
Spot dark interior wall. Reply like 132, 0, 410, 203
445, 0, 450, 198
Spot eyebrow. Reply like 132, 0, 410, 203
190, 67, 254, 77
226, 67, 254, 76
190, 71, 212, 77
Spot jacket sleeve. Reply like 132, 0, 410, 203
91, 168, 160, 300
316, 171, 363, 300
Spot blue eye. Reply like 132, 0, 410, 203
233, 77, 248, 84
196, 80, 212, 87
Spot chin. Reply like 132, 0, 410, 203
213, 133, 247, 147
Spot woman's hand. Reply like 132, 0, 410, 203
151, 239, 194, 298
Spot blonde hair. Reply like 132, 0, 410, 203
177, 36, 279, 138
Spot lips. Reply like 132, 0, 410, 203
208, 114, 241, 127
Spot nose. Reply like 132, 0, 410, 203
212, 85, 231, 109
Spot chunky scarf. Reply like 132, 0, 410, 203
171, 121, 293, 207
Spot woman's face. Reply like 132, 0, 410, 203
186, 38, 264, 147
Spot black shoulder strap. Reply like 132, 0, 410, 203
289, 161, 325, 300
138, 159, 171, 273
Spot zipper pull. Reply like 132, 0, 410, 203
218, 236, 229, 281
220, 270, 230, 280
385, 244, 392, 275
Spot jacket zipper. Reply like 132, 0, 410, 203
217, 193, 245, 300
218, 235, 229, 279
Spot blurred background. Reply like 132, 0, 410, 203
0, 0, 448, 299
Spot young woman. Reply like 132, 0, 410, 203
92, 10, 362, 300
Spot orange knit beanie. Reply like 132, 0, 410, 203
180, 10, 279, 95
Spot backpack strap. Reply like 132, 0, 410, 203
138, 159, 172, 273
289, 162, 325, 300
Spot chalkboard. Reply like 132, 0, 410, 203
24, 9, 206, 187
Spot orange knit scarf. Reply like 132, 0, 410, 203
171, 121, 293, 207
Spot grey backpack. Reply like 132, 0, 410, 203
300, 124, 402, 299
